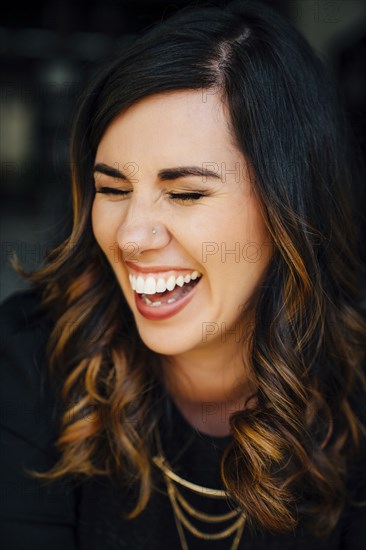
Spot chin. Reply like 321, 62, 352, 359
137, 332, 195, 356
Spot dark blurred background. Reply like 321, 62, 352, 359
1, 0, 365, 301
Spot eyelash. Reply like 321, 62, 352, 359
95, 187, 207, 202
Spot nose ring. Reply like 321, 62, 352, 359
152, 227, 157, 234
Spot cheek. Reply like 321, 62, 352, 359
91, 201, 117, 255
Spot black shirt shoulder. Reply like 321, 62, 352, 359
0, 287, 58, 448
0, 287, 79, 550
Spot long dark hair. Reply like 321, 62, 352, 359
14, 0, 366, 539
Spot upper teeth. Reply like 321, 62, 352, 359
129, 271, 202, 294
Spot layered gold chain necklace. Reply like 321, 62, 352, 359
152, 427, 246, 550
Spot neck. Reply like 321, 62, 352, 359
161, 336, 257, 437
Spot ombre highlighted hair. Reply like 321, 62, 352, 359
13, 0, 366, 539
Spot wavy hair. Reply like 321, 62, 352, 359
13, 0, 366, 539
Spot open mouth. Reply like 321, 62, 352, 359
138, 276, 201, 307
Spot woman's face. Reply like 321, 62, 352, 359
92, 90, 273, 356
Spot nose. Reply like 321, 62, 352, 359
115, 193, 170, 262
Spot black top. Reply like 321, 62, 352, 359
1, 288, 366, 550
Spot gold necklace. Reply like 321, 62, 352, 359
152, 428, 246, 550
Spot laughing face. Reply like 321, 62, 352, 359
91, 89, 273, 358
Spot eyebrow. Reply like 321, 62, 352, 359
93, 163, 221, 182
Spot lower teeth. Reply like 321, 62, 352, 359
141, 296, 169, 307
140, 285, 194, 307
141, 295, 178, 307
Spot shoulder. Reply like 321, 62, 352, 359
0, 286, 61, 453
0, 285, 50, 335
0, 285, 52, 356
0, 289, 80, 547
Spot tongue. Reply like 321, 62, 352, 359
145, 279, 198, 303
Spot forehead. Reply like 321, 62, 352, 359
95, 90, 239, 164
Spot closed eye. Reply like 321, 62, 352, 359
168, 192, 205, 202
95, 188, 207, 202
95, 187, 129, 196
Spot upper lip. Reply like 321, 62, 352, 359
125, 261, 198, 274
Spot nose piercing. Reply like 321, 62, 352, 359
152, 227, 157, 234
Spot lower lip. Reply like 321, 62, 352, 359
134, 278, 202, 320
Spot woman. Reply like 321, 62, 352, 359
1, 1, 366, 549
